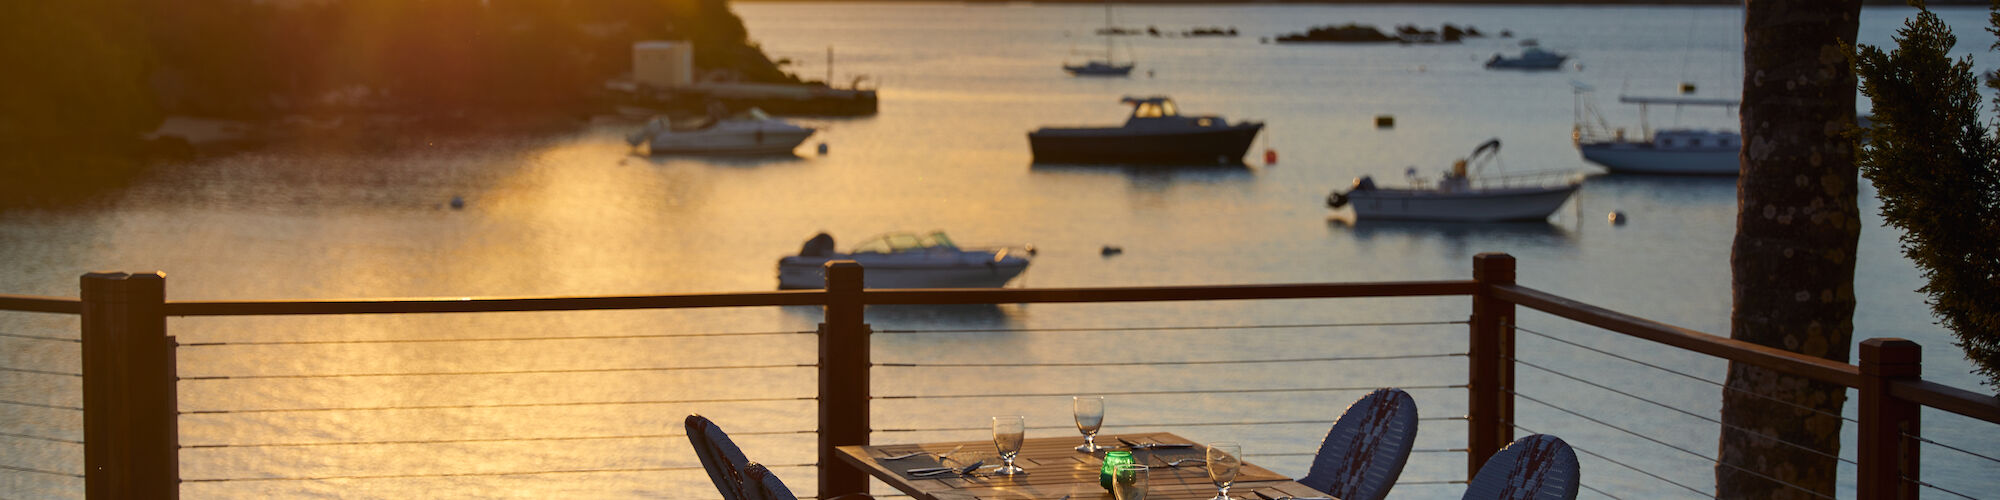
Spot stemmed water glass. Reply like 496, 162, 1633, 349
1206, 442, 1241, 500
992, 416, 1027, 475
1074, 396, 1105, 452
1113, 463, 1149, 500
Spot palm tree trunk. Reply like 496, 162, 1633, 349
1723, 1, 1862, 498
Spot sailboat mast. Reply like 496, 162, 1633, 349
1104, 1, 1114, 63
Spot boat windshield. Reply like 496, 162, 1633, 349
851, 231, 958, 254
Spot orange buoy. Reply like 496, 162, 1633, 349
1263, 148, 1278, 165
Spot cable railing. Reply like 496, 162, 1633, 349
2, 254, 1997, 499
0, 312, 87, 500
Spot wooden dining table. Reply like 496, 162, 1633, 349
835, 431, 1338, 500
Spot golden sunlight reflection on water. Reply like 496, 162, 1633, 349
2, 4, 1998, 499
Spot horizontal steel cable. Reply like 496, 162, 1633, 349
175, 330, 816, 347
1902, 476, 1980, 500
1576, 482, 1627, 500
1512, 356, 1852, 465
875, 320, 1468, 335
181, 463, 816, 483
0, 399, 82, 412
1513, 392, 1832, 500
183, 429, 814, 449
0, 366, 80, 377
0, 332, 78, 343
179, 363, 813, 381
179, 396, 814, 415
0, 431, 82, 445
874, 416, 1468, 433
1903, 431, 2000, 466
1250, 449, 1467, 458
879, 353, 1465, 368
1514, 423, 1713, 499
0, 464, 82, 478
876, 384, 1467, 400
1514, 325, 1856, 423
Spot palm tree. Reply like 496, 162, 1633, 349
1720, 1, 1862, 498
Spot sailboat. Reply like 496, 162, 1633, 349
1064, 1, 1135, 77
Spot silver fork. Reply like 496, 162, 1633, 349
1161, 458, 1206, 467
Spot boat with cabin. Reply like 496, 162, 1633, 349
777, 231, 1033, 289
1028, 96, 1263, 165
1485, 40, 1568, 70
1573, 89, 1740, 175
1326, 139, 1582, 222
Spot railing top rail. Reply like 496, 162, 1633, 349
144, 280, 1479, 316
1490, 283, 1864, 388
162, 291, 829, 316
1889, 379, 2000, 425
860, 280, 1478, 305
0, 293, 81, 315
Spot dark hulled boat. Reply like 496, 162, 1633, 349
1027, 96, 1263, 165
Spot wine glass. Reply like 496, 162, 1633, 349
1074, 396, 1105, 452
1113, 463, 1149, 500
992, 416, 1027, 475
1206, 442, 1241, 500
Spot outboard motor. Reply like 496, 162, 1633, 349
1327, 175, 1375, 209
799, 232, 836, 257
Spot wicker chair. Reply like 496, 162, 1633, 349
1296, 388, 1421, 500
1461, 434, 1581, 500
686, 415, 871, 500
686, 414, 754, 500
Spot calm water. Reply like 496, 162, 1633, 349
4, 3, 1997, 498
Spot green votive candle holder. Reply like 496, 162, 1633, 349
1099, 450, 1134, 490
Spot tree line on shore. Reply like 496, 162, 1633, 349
0, 0, 792, 199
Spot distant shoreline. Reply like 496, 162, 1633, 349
735, 0, 1982, 5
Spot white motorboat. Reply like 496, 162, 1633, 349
1326, 139, 1582, 222
626, 107, 814, 155
1574, 89, 1741, 175
777, 231, 1032, 289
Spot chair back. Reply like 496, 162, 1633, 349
741, 463, 801, 500
1461, 434, 1581, 500
1298, 388, 1420, 500
686, 414, 754, 500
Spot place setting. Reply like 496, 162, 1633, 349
837, 395, 1322, 500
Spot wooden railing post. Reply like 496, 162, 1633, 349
818, 261, 869, 498
1858, 338, 1920, 499
1468, 253, 1516, 480
80, 272, 178, 499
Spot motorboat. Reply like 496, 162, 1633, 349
1326, 139, 1582, 222
1574, 88, 1741, 175
1028, 96, 1263, 165
1065, 0, 1136, 77
1486, 40, 1567, 70
777, 231, 1033, 289
626, 107, 814, 155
